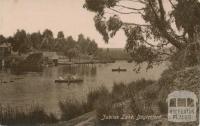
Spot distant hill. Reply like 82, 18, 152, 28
97, 48, 131, 60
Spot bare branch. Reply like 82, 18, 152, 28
156, 51, 172, 56
168, 0, 176, 8
120, 0, 145, 3
116, 4, 145, 11
158, 42, 170, 47
123, 22, 150, 27
142, 39, 158, 47
147, 0, 184, 49
108, 8, 140, 14
158, 0, 166, 21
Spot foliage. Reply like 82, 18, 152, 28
0, 30, 99, 58
94, 87, 124, 126
30, 32, 42, 49
0, 105, 58, 125
64, 47, 79, 61
84, 0, 200, 68
87, 40, 98, 55
87, 86, 110, 109
59, 100, 91, 121
57, 31, 65, 39
41, 29, 54, 50
77, 34, 98, 55
0, 35, 6, 44
158, 101, 168, 114
12, 30, 31, 54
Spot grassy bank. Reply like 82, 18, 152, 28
0, 105, 58, 125
0, 79, 165, 125
58, 79, 162, 125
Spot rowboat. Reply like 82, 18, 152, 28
55, 79, 83, 83
112, 68, 127, 72
55, 76, 83, 83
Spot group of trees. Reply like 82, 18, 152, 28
84, 0, 200, 69
0, 29, 98, 59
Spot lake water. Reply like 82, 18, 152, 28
0, 61, 168, 115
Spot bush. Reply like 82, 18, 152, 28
158, 101, 168, 114
59, 100, 90, 121
86, 85, 125, 125
128, 79, 154, 93
59, 86, 110, 121
111, 82, 128, 102
95, 90, 124, 126
87, 86, 110, 109
0, 105, 58, 125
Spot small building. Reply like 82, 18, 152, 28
0, 43, 11, 67
42, 51, 59, 66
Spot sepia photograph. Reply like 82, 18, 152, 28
0, 0, 200, 126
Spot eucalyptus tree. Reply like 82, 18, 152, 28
84, 0, 200, 69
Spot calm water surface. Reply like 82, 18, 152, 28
0, 61, 168, 115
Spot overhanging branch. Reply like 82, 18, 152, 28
108, 8, 141, 14
120, 0, 147, 4
147, 0, 184, 49
116, 4, 145, 11
123, 22, 150, 27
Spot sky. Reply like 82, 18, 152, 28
0, 0, 131, 48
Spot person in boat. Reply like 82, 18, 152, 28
59, 76, 64, 80
72, 74, 78, 80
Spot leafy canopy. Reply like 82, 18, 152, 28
84, 0, 200, 68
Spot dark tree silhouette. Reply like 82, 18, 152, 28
30, 32, 42, 50
87, 40, 98, 55
13, 29, 31, 55
41, 29, 54, 50
84, 0, 200, 68
0, 35, 6, 44
57, 31, 65, 39
2, 29, 99, 60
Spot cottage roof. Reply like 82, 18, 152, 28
43, 51, 58, 59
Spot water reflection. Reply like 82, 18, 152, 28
60, 65, 97, 77
0, 61, 168, 115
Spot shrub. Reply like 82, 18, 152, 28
95, 91, 124, 126
0, 105, 58, 125
59, 100, 90, 121
158, 101, 168, 115
128, 79, 154, 93
111, 82, 128, 102
87, 86, 110, 109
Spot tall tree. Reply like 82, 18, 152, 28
13, 29, 31, 55
65, 48, 79, 61
84, 0, 200, 69
77, 34, 90, 54
30, 32, 42, 50
0, 35, 6, 44
55, 31, 65, 51
65, 36, 76, 50
41, 29, 54, 50
87, 40, 98, 55
57, 31, 65, 39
